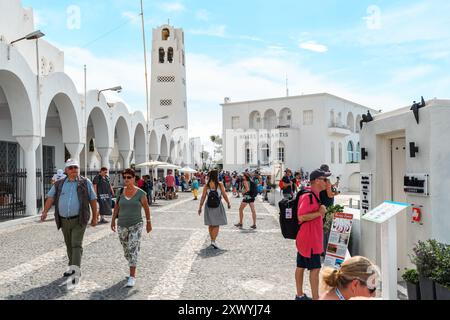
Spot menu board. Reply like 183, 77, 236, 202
323, 212, 354, 269
362, 201, 410, 224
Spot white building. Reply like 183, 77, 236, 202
189, 137, 202, 169
222, 93, 377, 191
0, 0, 190, 217
149, 24, 189, 166
359, 98, 450, 284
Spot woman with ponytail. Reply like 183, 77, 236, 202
319, 256, 380, 300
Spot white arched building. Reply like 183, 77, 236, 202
222, 93, 378, 192
0, 0, 190, 217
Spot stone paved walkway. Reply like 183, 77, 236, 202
0, 190, 311, 300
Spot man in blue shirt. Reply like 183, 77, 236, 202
41, 159, 98, 278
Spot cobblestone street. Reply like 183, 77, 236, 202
0, 191, 311, 300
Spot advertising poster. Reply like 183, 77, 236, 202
323, 213, 354, 269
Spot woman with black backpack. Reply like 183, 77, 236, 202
234, 172, 258, 230
198, 170, 231, 250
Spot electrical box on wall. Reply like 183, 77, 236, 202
360, 173, 372, 215
404, 174, 429, 196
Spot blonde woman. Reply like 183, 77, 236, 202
319, 256, 380, 300
111, 169, 152, 288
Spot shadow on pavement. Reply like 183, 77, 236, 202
6, 277, 68, 300
89, 279, 138, 300
198, 247, 228, 259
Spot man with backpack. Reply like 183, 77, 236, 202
295, 169, 330, 300
281, 169, 294, 199
235, 172, 258, 229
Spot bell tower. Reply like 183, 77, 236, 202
150, 24, 188, 132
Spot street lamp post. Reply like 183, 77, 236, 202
9, 30, 46, 213
97, 86, 122, 101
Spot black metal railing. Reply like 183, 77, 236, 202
0, 170, 27, 221
36, 170, 54, 210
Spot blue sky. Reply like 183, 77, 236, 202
21, 0, 450, 149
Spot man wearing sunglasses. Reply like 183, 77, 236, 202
295, 169, 330, 300
41, 159, 98, 279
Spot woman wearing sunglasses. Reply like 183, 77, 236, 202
319, 256, 380, 300
111, 169, 152, 288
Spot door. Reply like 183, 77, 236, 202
391, 138, 407, 278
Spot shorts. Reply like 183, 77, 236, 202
242, 195, 255, 204
167, 186, 174, 192
297, 252, 322, 270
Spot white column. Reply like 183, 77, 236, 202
65, 143, 85, 164
97, 147, 113, 169
120, 150, 132, 169
16, 136, 40, 216
381, 219, 398, 300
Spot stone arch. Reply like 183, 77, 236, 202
42, 93, 81, 144
347, 112, 355, 132
41, 73, 82, 144
149, 130, 159, 160
0, 43, 37, 136
355, 115, 362, 133
0, 70, 34, 137
249, 111, 261, 129
160, 134, 169, 161
86, 106, 110, 149
133, 123, 146, 166
114, 116, 131, 152
279, 108, 292, 127
169, 140, 176, 162
264, 109, 277, 129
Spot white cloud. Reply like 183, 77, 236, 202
299, 41, 328, 53
196, 9, 210, 21
189, 25, 227, 38
159, 2, 185, 13
61, 45, 147, 115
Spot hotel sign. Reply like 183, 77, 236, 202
239, 131, 289, 139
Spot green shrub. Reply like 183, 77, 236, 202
402, 269, 419, 284
410, 239, 445, 279
431, 244, 450, 288
323, 204, 344, 235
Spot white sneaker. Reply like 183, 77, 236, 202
211, 242, 220, 250
126, 277, 136, 287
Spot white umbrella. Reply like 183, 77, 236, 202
157, 163, 182, 170
259, 166, 273, 175
179, 166, 197, 173
135, 161, 168, 168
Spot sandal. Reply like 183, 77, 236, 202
234, 223, 243, 228
250, 225, 257, 230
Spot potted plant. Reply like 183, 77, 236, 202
431, 244, 450, 300
402, 269, 421, 300
410, 240, 442, 300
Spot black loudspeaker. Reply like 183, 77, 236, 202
410, 142, 419, 158
361, 148, 368, 160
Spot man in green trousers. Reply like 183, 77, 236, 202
41, 159, 98, 280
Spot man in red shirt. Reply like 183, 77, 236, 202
165, 170, 176, 200
295, 169, 330, 300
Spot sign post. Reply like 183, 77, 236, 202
362, 201, 410, 300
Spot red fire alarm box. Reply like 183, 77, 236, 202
412, 207, 422, 223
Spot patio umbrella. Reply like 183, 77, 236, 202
179, 166, 197, 173
135, 161, 168, 168
156, 163, 182, 170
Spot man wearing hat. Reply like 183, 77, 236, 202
41, 159, 98, 278
319, 164, 340, 208
295, 169, 330, 300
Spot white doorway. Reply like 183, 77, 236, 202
391, 138, 408, 279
